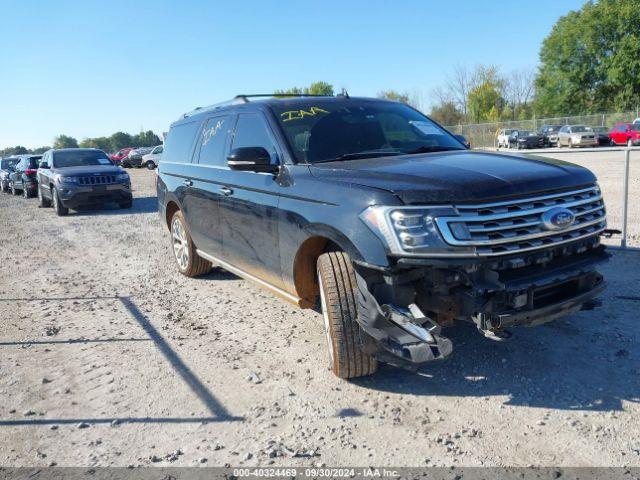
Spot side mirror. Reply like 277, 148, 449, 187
39, 162, 49, 169
228, 147, 278, 173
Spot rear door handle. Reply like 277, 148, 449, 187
220, 186, 233, 196
183, 179, 193, 187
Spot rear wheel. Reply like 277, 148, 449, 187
317, 251, 378, 379
38, 185, 51, 207
52, 189, 68, 216
170, 210, 211, 277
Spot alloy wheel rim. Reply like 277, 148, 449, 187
172, 218, 189, 270
318, 273, 335, 369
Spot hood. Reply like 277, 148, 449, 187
52, 165, 124, 176
309, 150, 596, 204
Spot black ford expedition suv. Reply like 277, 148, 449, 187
157, 94, 608, 379
37, 148, 132, 215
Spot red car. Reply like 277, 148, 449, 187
609, 122, 640, 147
109, 147, 135, 164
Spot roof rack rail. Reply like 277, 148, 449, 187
183, 92, 342, 118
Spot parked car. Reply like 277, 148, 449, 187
37, 148, 132, 216
609, 122, 640, 147
141, 145, 163, 169
557, 125, 598, 148
8, 155, 42, 197
592, 126, 611, 146
507, 130, 543, 149
122, 147, 154, 168
0, 156, 20, 193
157, 94, 607, 379
109, 147, 135, 165
496, 128, 516, 148
538, 124, 563, 147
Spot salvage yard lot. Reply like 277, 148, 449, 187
0, 152, 639, 467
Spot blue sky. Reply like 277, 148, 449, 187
0, 0, 585, 149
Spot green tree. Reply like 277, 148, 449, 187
109, 132, 133, 151
32, 146, 51, 154
0, 146, 29, 156
429, 101, 463, 126
131, 130, 161, 147
80, 136, 113, 152
53, 135, 79, 149
378, 90, 410, 104
275, 81, 334, 96
534, 0, 640, 115
467, 80, 503, 123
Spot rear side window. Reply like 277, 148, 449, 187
27, 157, 40, 169
196, 115, 230, 166
162, 121, 200, 164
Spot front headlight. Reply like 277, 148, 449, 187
572, 135, 581, 141
116, 173, 130, 182
56, 175, 77, 184
359, 206, 474, 256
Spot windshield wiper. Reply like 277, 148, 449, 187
404, 145, 464, 154
316, 150, 404, 163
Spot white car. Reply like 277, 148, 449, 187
497, 129, 516, 148
141, 145, 163, 169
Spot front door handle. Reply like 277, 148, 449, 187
183, 179, 193, 187
220, 186, 233, 196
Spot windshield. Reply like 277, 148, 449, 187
271, 100, 465, 163
571, 125, 592, 133
547, 126, 561, 132
518, 131, 533, 136
53, 150, 112, 168
1, 158, 19, 170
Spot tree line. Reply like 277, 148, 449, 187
1, 130, 161, 157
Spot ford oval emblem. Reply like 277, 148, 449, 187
541, 207, 575, 231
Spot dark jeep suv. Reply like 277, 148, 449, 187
37, 148, 132, 215
157, 95, 608, 379
8, 155, 42, 197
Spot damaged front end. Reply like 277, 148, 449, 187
352, 236, 608, 369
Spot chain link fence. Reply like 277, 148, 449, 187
445, 111, 640, 149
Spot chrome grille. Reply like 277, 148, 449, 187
435, 186, 606, 256
77, 175, 116, 185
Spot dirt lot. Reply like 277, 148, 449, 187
1, 154, 639, 468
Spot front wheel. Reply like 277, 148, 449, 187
170, 210, 211, 277
317, 251, 378, 379
145, 161, 155, 170
38, 185, 51, 207
52, 189, 68, 216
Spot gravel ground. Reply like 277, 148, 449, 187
0, 156, 639, 468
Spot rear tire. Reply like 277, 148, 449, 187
38, 185, 51, 207
52, 189, 68, 216
170, 210, 211, 277
317, 251, 378, 379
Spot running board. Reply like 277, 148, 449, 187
195, 249, 306, 307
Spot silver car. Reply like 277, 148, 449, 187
141, 145, 163, 169
557, 125, 598, 148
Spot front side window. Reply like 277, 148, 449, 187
231, 113, 278, 163
271, 100, 464, 163
197, 115, 230, 166
53, 150, 111, 168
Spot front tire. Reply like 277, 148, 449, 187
52, 189, 68, 216
145, 161, 155, 170
317, 251, 378, 379
38, 185, 51, 207
170, 210, 211, 277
